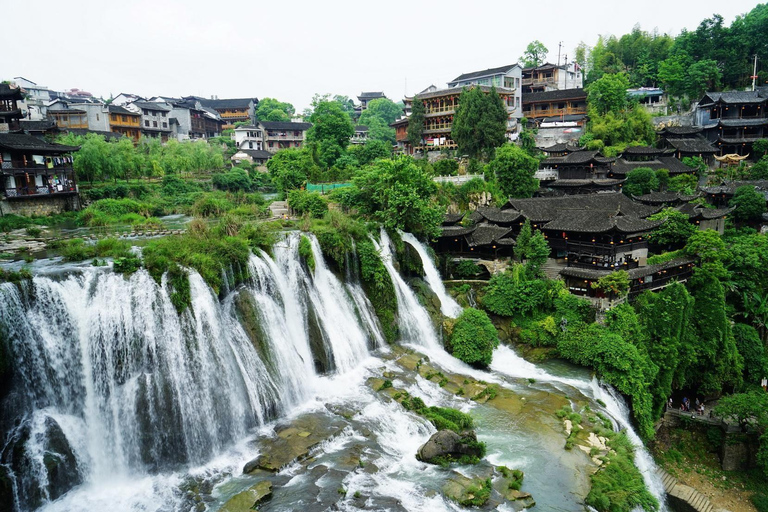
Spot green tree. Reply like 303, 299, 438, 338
452, 86, 508, 160
407, 98, 425, 147
345, 156, 443, 239
623, 167, 659, 197
733, 323, 768, 385
61, 133, 109, 184
730, 185, 767, 222
514, 220, 550, 276
591, 270, 630, 298
520, 40, 549, 67
448, 308, 500, 367
648, 207, 697, 247
266, 147, 319, 193
587, 73, 630, 116
307, 100, 355, 169
255, 97, 295, 122
348, 139, 391, 166
754, 139, 768, 157
486, 144, 539, 198
359, 98, 402, 144
667, 174, 698, 194
685, 229, 727, 263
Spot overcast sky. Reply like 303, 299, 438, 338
0, 0, 762, 112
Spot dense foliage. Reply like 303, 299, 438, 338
485, 144, 539, 199
448, 308, 499, 367
451, 86, 508, 160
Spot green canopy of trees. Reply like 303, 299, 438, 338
486, 144, 539, 198
452, 86, 508, 160
255, 98, 295, 122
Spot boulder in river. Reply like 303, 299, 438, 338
417, 429, 484, 464
220, 480, 272, 512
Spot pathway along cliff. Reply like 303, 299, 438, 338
0, 232, 667, 511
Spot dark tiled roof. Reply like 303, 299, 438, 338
665, 137, 717, 153
522, 88, 586, 104
718, 118, 768, 127
538, 114, 587, 123
540, 142, 574, 153
548, 179, 625, 188
703, 91, 767, 104
467, 224, 515, 247
473, 207, 523, 224
355, 125, 369, 132
506, 192, 661, 222
658, 126, 703, 136
610, 156, 695, 176
0, 83, 23, 99
238, 149, 273, 160
560, 258, 695, 280
542, 210, 662, 234
108, 105, 139, 115
719, 137, 765, 144
622, 146, 666, 156
449, 64, 520, 84
702, 180, 768, 195
676, 203, 734, 220
19, 119, 58, 132
260, 121, 312, 130
443, 213, 465, 225
0, 133, 79, 153
633, 191, 701, 204
415, 85, 514, 101
358, 92, 386, 99
197, 97, 256, 109
133, 101, 171, 112
542, 150, 614, 166
440, 225, 476, 238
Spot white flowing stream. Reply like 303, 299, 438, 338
0, 231, 667, 512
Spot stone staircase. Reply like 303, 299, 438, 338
269, 200, 289, 219
657, 468, 718, 512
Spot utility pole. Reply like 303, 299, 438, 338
752, 55, 758, 91
557, 41, 563, 67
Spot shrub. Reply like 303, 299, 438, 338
212, 168, 254, 192
433, 159, 459, 176
452, 259, 482, 279
288, 189, 328, 218
449, 308, 499, 367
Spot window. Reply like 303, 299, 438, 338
96, 114, 100, 121
153, 121, 158, 127
163, 122, 167, 128
143, 110, 148, 115
111, 114, 117, 121
122, 115, 127, 122
145, 120, 150, 127
162, 112, 166, 117
248, 142, 253, 149
268, 141, 273, 148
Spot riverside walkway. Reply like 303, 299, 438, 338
657, 468, 717, 512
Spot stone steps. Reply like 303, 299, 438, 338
656, 468, 716, 512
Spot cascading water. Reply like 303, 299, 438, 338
0, 230, 668, 512
399, 231, 462, 318
0, 269, 281, 511
491, 345, 669, 511
372, 230, 441, 349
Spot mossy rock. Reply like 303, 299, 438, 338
220, 480, 272, 512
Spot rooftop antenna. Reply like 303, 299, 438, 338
752, 54, 759, 91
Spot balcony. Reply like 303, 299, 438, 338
525, 107, 587, 119
3, 185, 78, 199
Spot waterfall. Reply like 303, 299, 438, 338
399, 231, 462, 318
0, 234, 382, 511
490, 345, 668, 511
372, 230, 441, 349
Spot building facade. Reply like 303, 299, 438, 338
130, 101, 172, 141
0, 133, 80, 215
447, 64, 523, 120
0, 83, 23, 133
107, 105, 141, 142
695, 88, 768, 156
521, 63, 583, 94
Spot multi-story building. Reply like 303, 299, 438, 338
521, 62, 583, 94
522, 88, 587, 123
447, 64, 523, 119
12, 77, 51, 121
261, 121, 312, 153
107, 105, 141, 142
165, 98, 225, 140
130, 101, 172, 141
357, 92, 386, 110
0, 133, 80, 215
0, 83, 23, 133
695, 87, 768, 156
188, 97, 258, 130
399, 85, 517, 153
232, 125, 264, 151
48, 100, 110, 133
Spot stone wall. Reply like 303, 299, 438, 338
0, 195, 81, 217
720, 432, 760, 471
